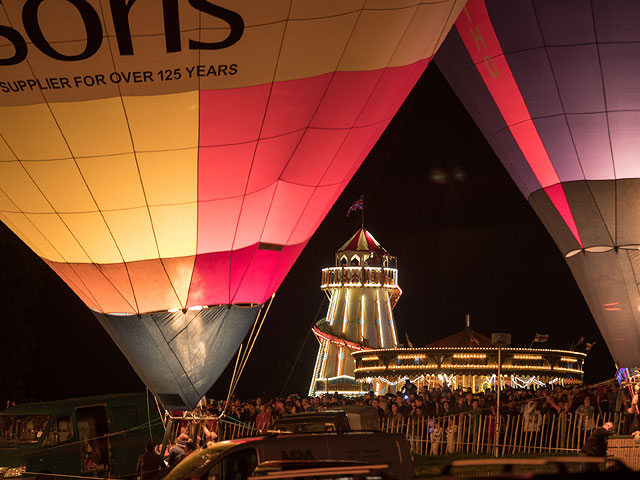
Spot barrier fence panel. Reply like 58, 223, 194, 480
376, 411, 632, 457
209, 410, 635, 462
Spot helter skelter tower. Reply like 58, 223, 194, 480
309, 228, 401, 396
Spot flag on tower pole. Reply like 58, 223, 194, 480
534, 333, 549, 343
529, 333, 549, 348
570, 336, 585, 351
404, 332, 414, 348
347, 194, 364, 217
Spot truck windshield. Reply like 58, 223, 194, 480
0, 415, 51, 444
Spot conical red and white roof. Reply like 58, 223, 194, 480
337, 228, 388, 255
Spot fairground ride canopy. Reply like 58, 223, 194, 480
352, 345, 586, 392
436, 0, 640, 370
0, 0, 465, 409
353, 327, 586, 392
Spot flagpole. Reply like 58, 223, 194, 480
361, 203, 364, 228
495, 345, 501, 457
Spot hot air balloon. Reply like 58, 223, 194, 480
435, 0, 640, 374
0, 0, 465, 409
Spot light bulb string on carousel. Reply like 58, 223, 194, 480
372, 373, 562, 390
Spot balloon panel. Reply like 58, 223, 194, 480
0, 0, 466, 314
436, 0, 640, 366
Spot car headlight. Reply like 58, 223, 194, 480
3, 466, 26, 478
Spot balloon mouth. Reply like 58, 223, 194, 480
168, 306, 202, 312
565, 245, 640, 258
90, 303, 260, 316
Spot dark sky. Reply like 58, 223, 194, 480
0, 63, 614, 405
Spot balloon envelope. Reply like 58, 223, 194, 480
436, 0, 640, 368
0, 0, 465, 407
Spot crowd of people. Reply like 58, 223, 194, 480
136, 380, 640, 478
182, 380, 638, 434
158, 380, 638, 457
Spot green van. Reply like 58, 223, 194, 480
0, 393, 164, 480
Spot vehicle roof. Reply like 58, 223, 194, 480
276, 406, 376, 418
334, 406, 378, 414
275, 411, 348, 421
179, 430, 401, 453
1, 393, 149, 415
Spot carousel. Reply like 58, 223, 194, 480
352, 325, 586, 394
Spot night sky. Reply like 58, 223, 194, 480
0, 62, 614, 405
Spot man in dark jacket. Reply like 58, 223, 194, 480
579, 421, 613, 471
167, 434, 188, 467
136, 441, 165, 480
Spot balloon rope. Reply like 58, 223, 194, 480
146, 386, 153, 441
223, 342, 244, 416
223, 299, 271, 415
222, 301, 266, 415
236, 302, 266, 377
154, 395, 167, 432
229, 294, 276, 402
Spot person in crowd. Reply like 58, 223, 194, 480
430, 420, 443, 455
459, 392, 473, 413
167, 433, 188, 467
170, 440, 197, 468
401, 379, 417, 396
486, 404, 497, 450
394, 395, 410, 418
522, 398, 541, 433
255, 404, 271, 433
579, 421, 614, 472
137, 441, 165, 480
439, 400, 453, 418
575, 395, 596, 431
445, 418, 458, 454
83, 441, 104, 471
386, 402, 404, 423
468, 399, 482, 444
203, 405, 218, 443
371, 397, 384, 420
625, 386, 640, 434
242, 403, 257, 423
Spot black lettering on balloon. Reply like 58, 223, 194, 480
111, 0, 180, 54
188, 0, 243, 50
0, 25, 27, 66
162, 0, 181, 53
23, 0, 102, 61
110, 0, 137, 55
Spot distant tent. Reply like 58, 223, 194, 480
427, 329, 493, 348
